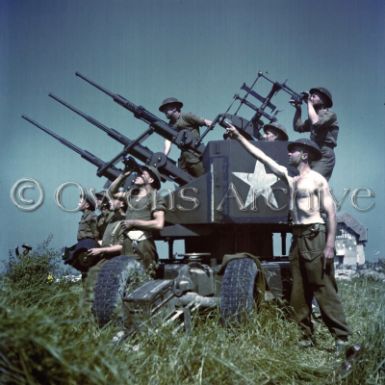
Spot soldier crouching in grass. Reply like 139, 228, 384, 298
225, 123, 351, 353
108, 165, 166, 276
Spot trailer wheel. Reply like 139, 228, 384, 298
220, 258, 258, 323
92, 255, 145, 327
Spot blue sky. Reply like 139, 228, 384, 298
1, 0, 384, 262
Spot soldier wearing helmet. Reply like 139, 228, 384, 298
225, 123, 351, 352
291, 87, 339, 180
262, 122, 289, 142
104, 165, 166, 274
76, 190, 98, 241
159, 97, 212, 177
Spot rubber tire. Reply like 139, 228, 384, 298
92, 255, 144, 327
220, 258, 258, 324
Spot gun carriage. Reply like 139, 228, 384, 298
23, 72, 307, 330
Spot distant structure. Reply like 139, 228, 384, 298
335, 213, 367, 266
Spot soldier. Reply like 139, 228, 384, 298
83, 196, 128, 309
62, 191, 99, 275
95, 190, 113, 242
262, 122, 288, 142
159, 97, 212, 177
86, 196, 127, 260
291, 87, 339, 180
77, 191, 98, 242
109, 165, 166, 274
225, 123, 351, 351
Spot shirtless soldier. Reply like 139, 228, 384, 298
225, 124, 350, 351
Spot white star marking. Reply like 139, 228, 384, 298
233, 160, 279, 208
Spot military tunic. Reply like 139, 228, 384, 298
289, 224, 350, 340
294, 109, 339, 180
77, 209, 98, 241
96, 209, 114, 240
123, 191, 167, 272
173, 112, 206, 177
82, 213, 126, 309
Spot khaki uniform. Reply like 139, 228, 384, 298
294, 109, 339, 180
123, 192, 167, 272
83, 214, 126, 309
77, 209, 98, 241
173, 113, 205, 177
96, 209, 114, 240
289, 224, 350, 339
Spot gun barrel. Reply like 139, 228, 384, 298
75, 72, 205, 156
21, 115, 122, 181
22, 115, 83, 155
46, 96, 193, 185
75, 72, 115, 99
49, 93, 130, 144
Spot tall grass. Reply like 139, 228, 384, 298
1, 252, 384, 385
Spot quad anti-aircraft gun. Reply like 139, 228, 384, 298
23, 71, 308, 330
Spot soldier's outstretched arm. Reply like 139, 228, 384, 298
226, 124, 290, 182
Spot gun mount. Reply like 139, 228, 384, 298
213, 71, 307, 140
22, 70, 304, 331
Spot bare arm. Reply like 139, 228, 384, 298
108, 170, 131, 198
163, 139, 172, 155
226, 125, 290, 182
87, 244, 123, 257
307, 100, 320, 125
122, 210, 165, 232
204, 119, 212, 127
319, 179, 336, 259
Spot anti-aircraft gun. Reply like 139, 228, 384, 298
23, 71, 306, 331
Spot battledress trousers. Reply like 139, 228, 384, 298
289, 224, 351, 339
173, 112, 206, 177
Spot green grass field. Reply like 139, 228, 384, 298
1, 250, 384, 385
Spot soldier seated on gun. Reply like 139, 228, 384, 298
291, 87, 338, 180
225, 123, 351, 353
262, 122, 289, 142
159, 97, 212, 177
108, 165, 166, 275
